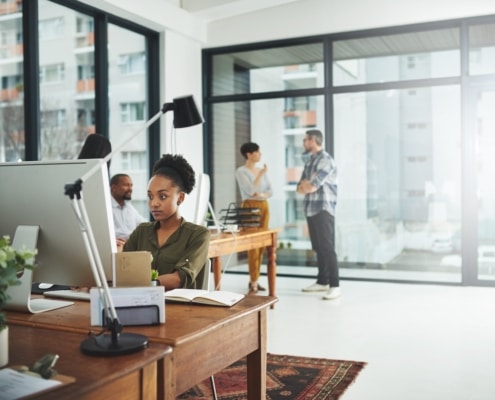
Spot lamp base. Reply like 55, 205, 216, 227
80, 332, 148, 356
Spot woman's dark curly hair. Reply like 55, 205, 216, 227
152, 154, 196, 194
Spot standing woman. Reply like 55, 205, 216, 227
123, 154, 210, 290
235, 142, 273, 294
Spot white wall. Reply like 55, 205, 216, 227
206, 0, 495, 48
161, 30, 204, 173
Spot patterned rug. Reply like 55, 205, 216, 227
177, 353, 367, 400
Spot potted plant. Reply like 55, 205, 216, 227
151, 269, 159, 286
0, 235, 36, 367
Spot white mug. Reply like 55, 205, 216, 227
224, 224, 238, 232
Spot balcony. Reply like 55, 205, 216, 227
0, 43, 23, 60
0, 0, 21, 15
76, 79, 95, 93
75, 32, 95, 49
283, 110, 316, 128
0, 88, 22, 101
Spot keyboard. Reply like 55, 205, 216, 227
29, 298, 74, 313
44, 289, 91, 302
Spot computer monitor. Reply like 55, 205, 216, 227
0, 159, 116, 312
180, 172, 210, 225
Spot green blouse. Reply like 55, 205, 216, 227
123, 219, 210, 289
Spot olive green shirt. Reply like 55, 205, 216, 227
123, 219, 210, 289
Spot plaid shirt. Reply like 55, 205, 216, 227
299, 149, 337, 217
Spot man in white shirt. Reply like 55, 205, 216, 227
110, 174, 147, 244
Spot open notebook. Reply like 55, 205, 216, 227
164, 289, 244, 307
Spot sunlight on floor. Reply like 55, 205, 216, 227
219, 269, 495, 400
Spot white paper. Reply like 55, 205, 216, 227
0, 368, 61, 399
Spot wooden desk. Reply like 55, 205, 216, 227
7, 295, 277, 399
7, 324, 171, 400
208, 228, 279, 301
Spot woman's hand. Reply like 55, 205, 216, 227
116, 237, 126, 252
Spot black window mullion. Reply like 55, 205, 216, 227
23, 0, 40, 160
94, 13, 109, 138
146, 32, 160, 176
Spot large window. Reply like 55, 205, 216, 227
108, 23, 149, 218
204, 17, 495, 286
39, 1, 93, 159
0, 0, 159, 208
335, 86, 461, 282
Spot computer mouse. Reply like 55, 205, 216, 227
38, 283, 54, 290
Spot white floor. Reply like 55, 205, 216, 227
218, 268, 495, 400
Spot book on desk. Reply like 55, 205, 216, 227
164, 289, 245, 307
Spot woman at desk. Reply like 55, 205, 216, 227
122, 154, 210, 290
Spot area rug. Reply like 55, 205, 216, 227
177, 353, 367, 400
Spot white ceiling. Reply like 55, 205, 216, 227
176, 0, 305, 22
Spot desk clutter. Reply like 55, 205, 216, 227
90, 286, 165, 326
0, 354, 75, 400
219, 203, 261, 229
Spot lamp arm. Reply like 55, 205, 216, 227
65, 182, 120, 325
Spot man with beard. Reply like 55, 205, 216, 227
110, 174, 147, 246
297, 129, 340, 300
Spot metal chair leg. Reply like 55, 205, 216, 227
210, 375, 218, 400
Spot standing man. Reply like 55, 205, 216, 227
110, 174, 147, 245
297, 129, 340, 300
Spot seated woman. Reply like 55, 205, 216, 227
123, 154, 210, 290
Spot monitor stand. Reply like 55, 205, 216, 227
4, 225, 74, 314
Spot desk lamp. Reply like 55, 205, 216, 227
65, 95, 203, 356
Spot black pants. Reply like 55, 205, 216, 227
307, 211, 339, 287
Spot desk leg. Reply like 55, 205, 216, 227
142, 362, 158, 400
159, 352, 176, 400
212, 257, 222, 290
246, 308, 267, 400
267, 231, 278, 309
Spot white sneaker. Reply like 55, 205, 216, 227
322, 287, 341, 300
302, 282, 329, 292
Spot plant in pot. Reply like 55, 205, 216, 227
0, 235, 37, 367
151, 269, 159, 286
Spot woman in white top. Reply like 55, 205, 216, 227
235, 142, 273, 294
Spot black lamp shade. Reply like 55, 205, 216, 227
162, 95, 203, 128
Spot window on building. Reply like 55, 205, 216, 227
40, 63, 65, 83
121, 151, 147, 170
120, 102, 145, 122
39, 17, 64, 40
118, 52, 145, 75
